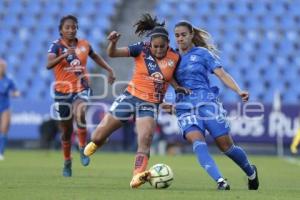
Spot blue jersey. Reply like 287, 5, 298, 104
0, 75, 17, 112
175, 47, 222, 108
173, 47, 230, 138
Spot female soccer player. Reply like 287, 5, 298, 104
172, 21, 259, 190
0, 59, 20, 160
84, 14, 187, 188
47, 15, 115, 177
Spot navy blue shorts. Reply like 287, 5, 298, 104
54, 88, 91, 120
109, 91, 159, 122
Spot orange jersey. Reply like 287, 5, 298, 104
126, 42, 180, 103
48, 38, 93, 93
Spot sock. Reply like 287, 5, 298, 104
193, 140, 223, 182
62, 141, 72, 160
0, 133, 7, 155
133, 152, 149, 175
77, 128, 87, 148
0, 134, 8, 155
224, 145, 254, 177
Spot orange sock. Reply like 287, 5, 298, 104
62, 141, 71, 160
133, 152, 149, 175
77, 128, 87, 148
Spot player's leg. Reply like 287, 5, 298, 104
290, 128, 300, 154
177, 107, 229, 190
73, 98, 90, 166
59, 119, 73, 177
55, 98, 74, 177
185, 129, 230, 190
203, 102, 259, 190
84, 92, 133, 156
59, 122, 74, 177
84, 113, 123, 156
130, 116, 155, 188
215, 135, 259, 190
0, 109, 11, 160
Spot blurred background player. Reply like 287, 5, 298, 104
171, 21, 259, 190
0, 58, 20, 160
84, 14, 187, 188
47, 15, 116, 177
290, 113, 300, 154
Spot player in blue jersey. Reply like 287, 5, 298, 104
172, 21, 259, 190
0, 59, 20, 160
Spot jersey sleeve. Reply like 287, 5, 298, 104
88, 44, 94, 56
204, 50, 222, 73
47, 42, 60, 56
128, 42, 143, 57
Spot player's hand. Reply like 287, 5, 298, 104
62, 47, 76, 58
160, 103, 174, 114
108, 71, 116, 85
238, 90, 249, 102
67, 47, 76, 55
175, 86, 191, 95
107, 31, 121, 43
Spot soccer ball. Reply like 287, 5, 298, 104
149, 163, 174, 189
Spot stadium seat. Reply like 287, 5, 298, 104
0, 0, 117, 100
155, 0, 300, 104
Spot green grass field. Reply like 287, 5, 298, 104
0, 150, 299, 200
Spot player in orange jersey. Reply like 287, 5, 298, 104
47, 15, 115, 177
84, 14, 188, 188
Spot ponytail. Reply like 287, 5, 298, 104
134, 13, 168, 40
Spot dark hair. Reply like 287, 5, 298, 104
59, 15, 78, 36
134, 13, 169, 41
175, 20, 219, 57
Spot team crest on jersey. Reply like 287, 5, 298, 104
167, 59, 175, 68
70, 59, 81, 67
151, 72, 163, 80
190, 55, 198, 61
80, 46, 87, 53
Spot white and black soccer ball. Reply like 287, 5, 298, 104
149, 163, 174, 189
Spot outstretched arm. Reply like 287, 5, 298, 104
106, 31, 130, 57
214, 67, 249, 102
90, 52, 116, 85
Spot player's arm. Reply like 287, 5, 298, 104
106, 31, 130, 57
214, 67, 249, 102
169, 78, 191, 94
89, 52, 116, 85
47, 53, 67, 69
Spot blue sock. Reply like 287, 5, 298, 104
0, 134, 8, 155
193, 140, 223, 182
224, 145, 254, 176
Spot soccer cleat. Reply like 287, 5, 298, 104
217, 178, 230, 190
248, 165, 259, 190
79, 147, 90, 166
63, 159, 72, 177
0, 154, 4, 161
84, 142, 98, 157
130, 171, 151, 188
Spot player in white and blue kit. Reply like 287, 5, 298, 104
0, 59, 20, 160
172, 21, 259, 190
